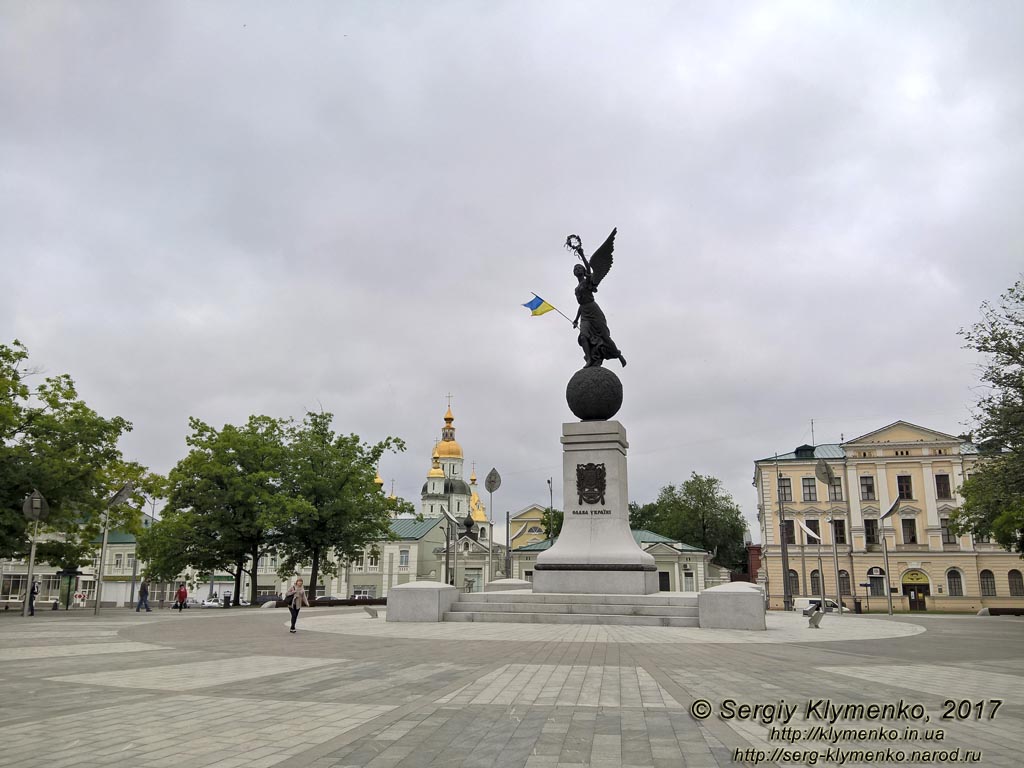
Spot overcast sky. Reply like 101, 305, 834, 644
2, 2, 1022, 544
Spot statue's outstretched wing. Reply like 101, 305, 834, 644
589, 228, 617, 287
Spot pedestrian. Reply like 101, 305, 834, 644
136, 580, 151, 612
28, 581, 39, 616
175, 583, 187, 612
285, 577, 310, 634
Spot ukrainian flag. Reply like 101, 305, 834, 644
522, 294, 555, 316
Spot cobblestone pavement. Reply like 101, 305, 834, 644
0, 607, 1020, 767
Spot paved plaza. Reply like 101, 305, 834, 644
0, 606, 1021, 768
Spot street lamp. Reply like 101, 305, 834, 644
816, 460, 844, 615
21, 490, 49, 617
880, 498, 901, 616
94, 482, 134, 616
485, 468, 501, 583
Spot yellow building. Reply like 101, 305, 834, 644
754, 421, 1024, 612
507, 505, 549, 550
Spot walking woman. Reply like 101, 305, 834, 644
285, 578, 310, 634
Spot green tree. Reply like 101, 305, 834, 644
952, 279, 1024, 553
628, 501, 661, 531
0, 340, 143, 560
645, 473, 748, 569
157, 415, 294, 604
275, 412, 412, 601
541, 507, 563, 539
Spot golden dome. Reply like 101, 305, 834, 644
427, 456, 445, 479
470, 491, 488, 523
435, 439, 463, 458
374, 471, 384, 489
470, 464, 477, 484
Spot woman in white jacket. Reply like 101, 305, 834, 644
285, 578, 310, 633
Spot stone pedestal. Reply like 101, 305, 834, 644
533, 421, 657, 595
386, 581, 458, 622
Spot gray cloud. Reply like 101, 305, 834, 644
2, 2, 1021, 541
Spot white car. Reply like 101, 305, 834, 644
201, 597, 224, 608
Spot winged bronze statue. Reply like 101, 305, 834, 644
565, 228, 626, 368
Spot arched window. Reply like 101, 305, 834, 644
838, 570, 851, 596
810, 570, 821, 596
1009, 570, 1024, 597
946, 570, 963, 597
980, 569, 996, 597
787, 570, 799, 596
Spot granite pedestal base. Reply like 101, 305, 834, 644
532, 569, 659, 596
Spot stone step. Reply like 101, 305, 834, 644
450, 601, 699, 617
443, 611, 700, 628
461, 592, 699, 607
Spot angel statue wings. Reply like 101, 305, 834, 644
566, 228, 627, 369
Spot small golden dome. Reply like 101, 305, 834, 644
374, 471, 384, 488
427, 456, 445, 478
470, 491, 488, 523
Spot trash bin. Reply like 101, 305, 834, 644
853, 599, 863, 614
223, 594, 231, 608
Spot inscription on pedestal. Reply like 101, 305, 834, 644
571, 509, 612, 515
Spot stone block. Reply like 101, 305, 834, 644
484, 579, 533, 592
698, 582, 766, 631
386, 581, 458, 622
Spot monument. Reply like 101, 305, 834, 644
533, 228, 659, 595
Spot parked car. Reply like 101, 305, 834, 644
201, 597, 224, 608
793, 597, 848, 613
314, 594, 338, 603
255, 594, 280, 605
174, 597, 200, 609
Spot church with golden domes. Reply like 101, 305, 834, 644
421, 406, 491, 541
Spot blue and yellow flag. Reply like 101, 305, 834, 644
522, 294, 555, 316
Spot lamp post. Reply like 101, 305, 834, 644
816, 460, 843, 615
880, 498, 900, 616
21, 491, 49, 617
485, 468, 501, 583
94, 482, 134, 616
775, 456, 794, 611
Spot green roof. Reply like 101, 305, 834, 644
389, 517, 444, 540
90, 530, 137, 545
515, 529, 706, 553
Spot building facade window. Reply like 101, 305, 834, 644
399, 550, 409, 567
810, 569, 821, 596
778, 478, 793, 503
787, 569, 799, 596
940, 518, 957, 544
1009, 570, 1024, 597
979, 569, 996, 597
946, 569, 964, 597
860, 476, 876, 501
782, 520, 795, 545
869, 572, 886, 597
802, 478, 817, 502
114, 554, 123, 569
901, 519, 917, 545
838, 570, 851, 595
897, 475, 913, 499
829, 477, 843, 501
935, 474, 952, 500
864, 519, 879, 545
832, 519, 846, 545
805, 519, 820, 541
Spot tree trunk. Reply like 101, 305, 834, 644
308, 545, 321, 603
233, 560, 243, 605
247, 546, 258, 605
